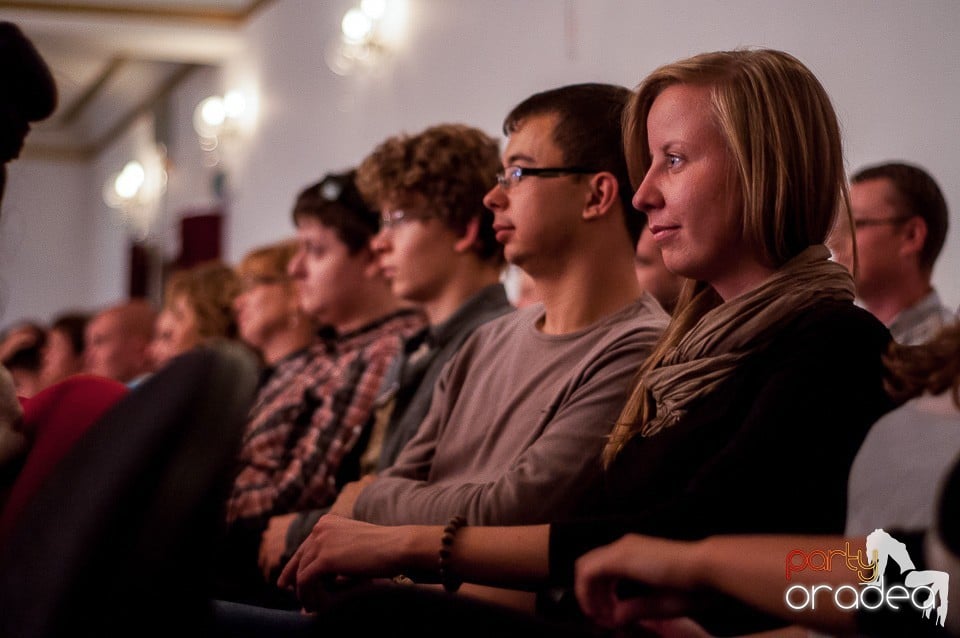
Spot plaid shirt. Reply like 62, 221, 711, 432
225, 309, 424, 525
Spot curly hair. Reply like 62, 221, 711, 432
356, 124, 504, 264
164, 260, 240, 340
884, 322, 960, 409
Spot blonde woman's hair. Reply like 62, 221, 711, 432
604, 49, 852, 465
164, 260, 241, 340
237, 239, 299, 282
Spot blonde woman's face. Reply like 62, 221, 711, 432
234, 270, 297, 349
632, 84, 771, 300
148, 296, 201, 369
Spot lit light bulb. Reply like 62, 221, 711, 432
342, 8, 373, 43
361, 0, 386, 19
224, 90, 246, 119
200, 96, 226, 128
115, 161, 145, 199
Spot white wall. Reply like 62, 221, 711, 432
0, 158, 92, 325
4, 0, 960, 328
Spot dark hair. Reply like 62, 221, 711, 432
292, 169, 380, 254
852, 162, 948, 273
502, 83, 641, 246
0, 22, 58, 203
356, 124, 504, 264
50, 312, 91, 356
2, 322, 46, 371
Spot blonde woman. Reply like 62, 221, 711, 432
233, 241, 315, 369
148, 261, 240, 370
253, 49, 897, 636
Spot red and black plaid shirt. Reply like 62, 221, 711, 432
225, 309, 424, 525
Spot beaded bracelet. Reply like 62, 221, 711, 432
438, 514, 467, 593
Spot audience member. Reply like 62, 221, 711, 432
148, 260, 241, 370
233, 240, 315, 369
634, 224, 684, 314
275, 50, 894, 636
84, 300, 156, 386
217, 170, 423, 605
262, 123, 513, 580
306, 83, 666, 533
831, 162, 954, 344
0, 21, 57, 205
575, 322, 960, 637
846, 321, 960, 535
276, 83, 668, 618
39, 312, 89, 389
0, 322, 45, 397
0, 20, 56, 507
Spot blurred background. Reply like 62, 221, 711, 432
1, 0, 958, 326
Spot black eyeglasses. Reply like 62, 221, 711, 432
852, 216, 912, 230
495, 166, 597, 190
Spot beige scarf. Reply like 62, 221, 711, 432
640, 244, 855, 437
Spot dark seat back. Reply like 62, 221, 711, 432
0, 344, 258, 638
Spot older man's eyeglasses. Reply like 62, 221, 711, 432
495, 166, 597, 190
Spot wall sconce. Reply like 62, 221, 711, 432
193, 89, 250, 167
103, 146, 167, 241
326, 0, 392, 76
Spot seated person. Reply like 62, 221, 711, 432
318, 84, 667, 531
0, 21, 57, 205
84, 300, 156, 387
233, 240, 315, 371
261, 123, 513, 578
276, 50, 894, 636
576, 323, 960, 638
217, 170, 424, 604
39, 312, 90, 389
634, 224, 683, 314
0, 374, 128, 544
847, 321, 960, 535
830, 162, 955, 345
148, 260, 241, 370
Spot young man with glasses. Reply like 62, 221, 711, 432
830, 162, 954, 344
286, 84, 667, 562
258, 124, 514, 580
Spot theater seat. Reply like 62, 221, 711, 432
0, 344, 258, 638
0, 375, 129, 543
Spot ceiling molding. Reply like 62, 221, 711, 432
90, 62, 199, 155
57, 55, 126, 126
0, 0, 274, 26
22, 62, 202, 161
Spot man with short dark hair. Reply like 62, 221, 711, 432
287, 84, 667, 544
831, 161, 954, 344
